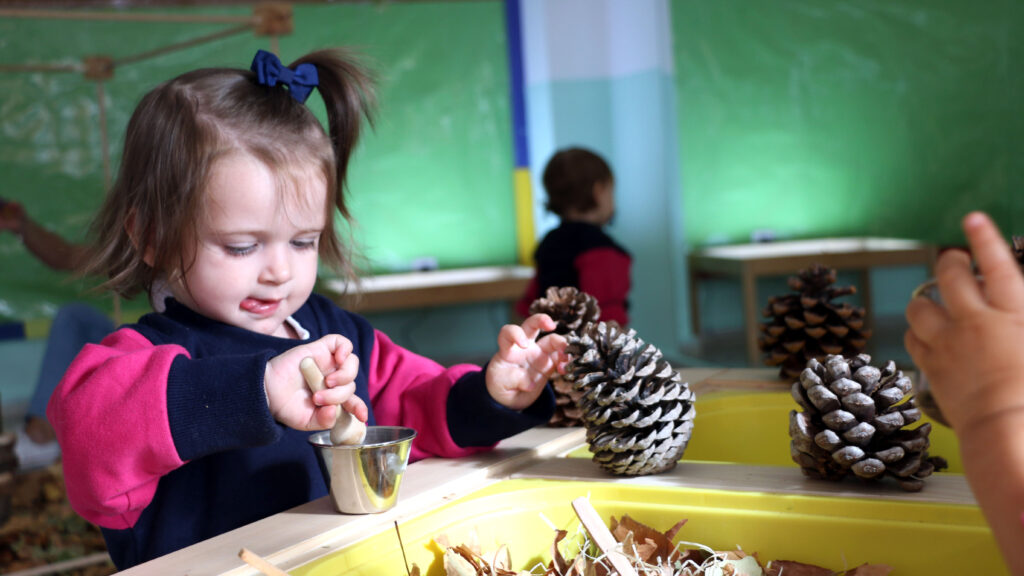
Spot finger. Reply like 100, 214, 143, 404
904, 295, 950, 345
341, 395, 369, 422
520, 313, 556, 341
319, 334, 353, 362
537, 333, 567, 356
962, 211, 1024, 311
314, 405, 339, 429
314, 381, 355, 407
933, 248, 985, 317
903, 328, 931, 366
325, 353, 359, 389
498, 323, 529, 351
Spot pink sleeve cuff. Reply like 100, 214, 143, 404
49, 328, 188, 529
367, 330, 488, 461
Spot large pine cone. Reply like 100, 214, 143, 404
565, 322, 696, 476
789, 354, 947, 492
529, 287, 602, 426
759, 264, 872, 379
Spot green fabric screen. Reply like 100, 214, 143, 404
0, 2, 513, 322
672, 0, 1024, 248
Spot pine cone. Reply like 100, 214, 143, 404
788, 354, 947, 492
565, 322, 696, 476
529, 286, 601, 335
529, 287, 602, 426
759, 264, 872, 379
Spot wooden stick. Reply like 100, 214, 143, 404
0, 8, 254, 24
239, 548, 291, 576
113, 23, 254, 67
571, 496, 639, 576
0, 63, 79, 74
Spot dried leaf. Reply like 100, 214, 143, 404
489, 543, 512, 571
549, 529, 570, 575
609, 514, 680, 563
445, 546, 482, 576
764, 560, 834, 576
843, 564, 893, 576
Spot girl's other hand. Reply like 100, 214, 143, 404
486, 313, 568, 411
264, 334, 367, 430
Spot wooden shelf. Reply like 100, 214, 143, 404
318, 265, 533, 314
688, 237, 937, 366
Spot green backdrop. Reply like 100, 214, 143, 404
0, 2, 513, 322
672, 0, 1024, 248
3, 0, 1022, 330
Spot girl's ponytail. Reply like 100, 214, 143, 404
291, 49, 376, 222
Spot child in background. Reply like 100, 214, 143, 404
516, 147, 631, 325
48, 49, 567, 570
905, 211, 1024, 574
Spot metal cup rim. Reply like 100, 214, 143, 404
307, 426, 417, 449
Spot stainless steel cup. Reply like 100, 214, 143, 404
308, 426, 416, 514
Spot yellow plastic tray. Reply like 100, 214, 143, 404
567, 390, 962, 473
291, 478, 1002, 575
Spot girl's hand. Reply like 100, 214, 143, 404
264, 334, 368, 430
486, 313, 568, 411
905, 212, 1024, 431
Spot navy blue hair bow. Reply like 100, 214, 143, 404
250, 49, 319, 104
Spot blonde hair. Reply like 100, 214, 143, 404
84, 49, 375, 298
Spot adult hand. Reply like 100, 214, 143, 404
905, 211, 1024, 432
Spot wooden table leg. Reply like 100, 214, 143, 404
742, 269, 760, 367
858, 269, 873, 331
688, 262, 701, 335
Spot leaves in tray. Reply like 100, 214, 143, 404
435, 500, 890, 576
610, 514, 686, 565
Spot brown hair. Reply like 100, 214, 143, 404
83, 49, 375, 298
542, 147, 613, 218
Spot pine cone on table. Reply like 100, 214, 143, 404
788, 354, 947, 492
759, 264, 871, 380
529, 286, 602, 427
565, 322, 696, 476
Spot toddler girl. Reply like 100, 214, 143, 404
48, 49, 566, 569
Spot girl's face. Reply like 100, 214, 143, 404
170, 153, 327, 338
